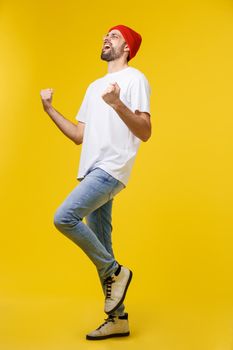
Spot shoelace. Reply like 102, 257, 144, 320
97, 315, 116, 330
104, 276, 115, 299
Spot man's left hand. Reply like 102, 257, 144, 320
101, 82, 120, 107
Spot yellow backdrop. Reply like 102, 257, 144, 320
1, 0, 233, 349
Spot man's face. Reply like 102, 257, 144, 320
101, 30, 129, 62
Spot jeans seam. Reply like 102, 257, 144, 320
97, 207, 106, 248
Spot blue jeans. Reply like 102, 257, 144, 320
54, 167, 126, 316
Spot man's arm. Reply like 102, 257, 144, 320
102, 82, 151, 142
111, 99, 151, 142
40, 88, 85, 145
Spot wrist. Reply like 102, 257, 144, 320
43, 104, 53, 113
110, 98, 122, 110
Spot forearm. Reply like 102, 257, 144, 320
44, 105, 80, 144
111, 99, 150, 142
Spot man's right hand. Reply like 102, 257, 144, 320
40, 88, 54, 110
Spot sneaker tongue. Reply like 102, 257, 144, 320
97, 316, 115, 330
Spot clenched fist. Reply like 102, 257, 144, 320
102, 82, 120, 107
40, 88, 54, 110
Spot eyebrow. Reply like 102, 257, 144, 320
108, 32, 120, 36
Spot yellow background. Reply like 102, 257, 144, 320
1, 0, 233, 349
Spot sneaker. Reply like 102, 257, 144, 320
104, 265, 133, 314
86, 313, 130, 340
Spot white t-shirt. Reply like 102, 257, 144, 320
75, 66, 151, 186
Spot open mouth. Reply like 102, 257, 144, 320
103, 44, 111, 51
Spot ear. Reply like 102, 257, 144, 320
124, 44, 130, 54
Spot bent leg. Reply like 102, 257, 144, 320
54, 167, 124, 281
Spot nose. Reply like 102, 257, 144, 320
103, 39, 111, 48
103, 33, 113, 41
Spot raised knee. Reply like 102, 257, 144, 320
53, 208, 81, 229
53, 209, 64, 229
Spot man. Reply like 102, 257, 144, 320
40, 24, 151, 340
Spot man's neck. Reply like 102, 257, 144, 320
107, 59, 129, 74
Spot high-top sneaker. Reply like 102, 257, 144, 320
86, 313, 130, 340
104, 265, 133, 314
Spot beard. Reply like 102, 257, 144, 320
101, 42, 126, 62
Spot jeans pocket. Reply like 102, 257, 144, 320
92, 167, 113, 183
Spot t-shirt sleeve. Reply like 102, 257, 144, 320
75, 86, 90, 123
129, 74, 151, 115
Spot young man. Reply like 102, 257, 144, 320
40, 24, 151, 340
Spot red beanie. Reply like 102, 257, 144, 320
108, 24, 142, 61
